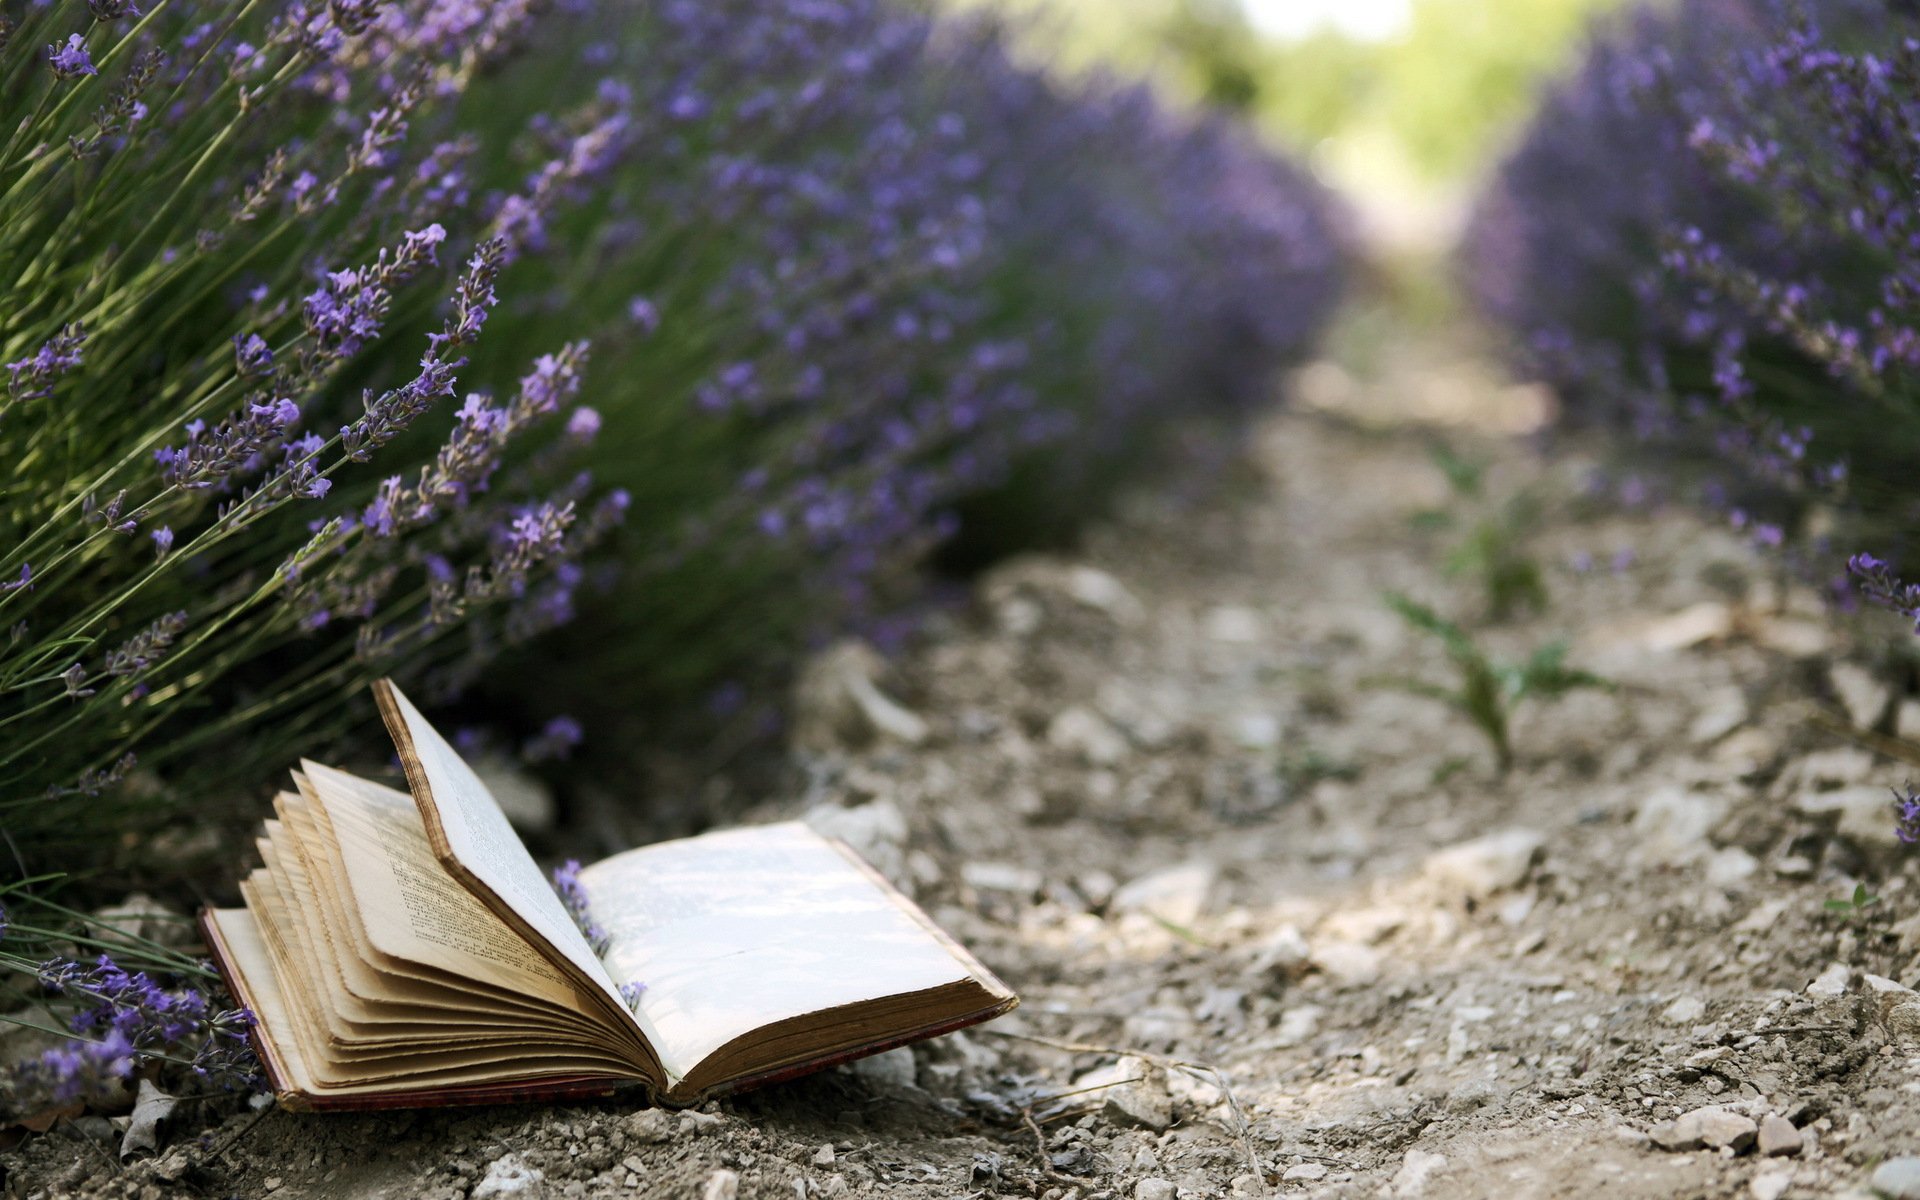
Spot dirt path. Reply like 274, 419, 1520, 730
12, 341, 1920, 1199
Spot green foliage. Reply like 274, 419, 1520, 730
964, 0, 1632, 181
1824, 882, 1882, 916
1410, 444, 1549, 622
1381, 592, 1609, 773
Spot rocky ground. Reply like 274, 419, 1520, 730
10, 332, 1920, 1199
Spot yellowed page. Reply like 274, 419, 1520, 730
286, 776, 605, 1040
298, 760, 580, 1005
204, 908, 641, 1099
579, 822, 973, 1083
375, 683, 636, 1030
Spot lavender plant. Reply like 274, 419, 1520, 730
0, 887, 259, 1116
1466, 0, 1920, 607
0, 0, 1342, 882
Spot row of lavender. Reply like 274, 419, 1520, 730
1466, 0, 1920, 610
0, 1, 1344, 870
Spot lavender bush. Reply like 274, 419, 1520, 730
0, 0, 1342, 874
1466, 0, 1920, 601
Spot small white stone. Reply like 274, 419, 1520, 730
1073, 1056, 1172, 1132
1661, 995, 1707, 1025
1392, 1149, 1448, 1197
960, 861, 1042, 895
1111, 862, 1215, 926
1806, 962, 1853, 999
848, 1046, 918, 1090
471, 1153, 544, 1199
1706, 847, 1760, 887
1247, 923, 1311, 977
1757, 1114, 1802, 1158
805, 799, 912, 886
791, 641, 927, 752
1421, 829, 1544, 901
700, 1169, 741, 1200
1281, 1162, 1329, 1181
1688, 685, 1749, 745
1830, 661, 1888, 728
1872, 1157, 1920, 1200
1203, 605, 1264, 644
1749, 1168, 1793, 1200
1047, 706, 1130, 766
1310, 939, 1383, 986
1134, 1180, 1177, 1200
1632, 787, 1728, 866
1794, 785, 1906, 852
1273, 1005, 1322, 1048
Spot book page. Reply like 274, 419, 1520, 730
374, 682, 635, 1028
579, 822, 974, 1082
294, 764, 581, 1005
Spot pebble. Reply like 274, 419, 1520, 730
1757, 1114, 1802, 1158
623, 1109, 679, 1144
1391, 1149, 1448, 1197
1688, 685, 1749, 745
1871, 1157, 1920, 1199
1282, 1162, 1329, 1182
1247, 923, 1311, 978
1203, 605, 1264, 644
1420, 829, 1544, 901
1661, 995, 1707, 1025
1111, 862, 1215, 926
848, 1046, 918, 1091
1047, 706, 1130, 766
1650, 1106, 1757, 1153
1806, 963, 1853, 999
1134, 1181, 1177, 1200
1749, 1169, 1793, 1200
1793, 785, 1906, 852
1073, 1056, 1173, 1131
804, 798, 910, 885
1632, 787, 1727, 866
1273, 1005, 1322, 1048
1830, 661, 1888, 729
1310, 938, 1383, 987
961, 861, 1043, 896
1705, 847, 1760, 887
471, 1153, 544, 1199
700, 1169, 741, 1200
791, 641, 928, 752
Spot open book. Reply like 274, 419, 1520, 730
200, 680, 1016, 1111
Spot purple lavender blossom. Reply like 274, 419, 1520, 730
1896, 784, 1920, 845
523, 715, 584, 763
551, 860, 610, 956
47, 34, 95, 79
5, 324, 86, 402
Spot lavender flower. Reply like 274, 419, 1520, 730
523, 715, 583, 763
10, 951, 261, 1111
551, 860, 610, 956
5, 324, 86, 403
1896, 784, 1920, 846
47, 34, 96, 79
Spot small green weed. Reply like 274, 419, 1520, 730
1823, 882, 1881, 916
1379, 592, 1611, 774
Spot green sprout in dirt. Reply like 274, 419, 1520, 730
1824, 882, 1881, 917
1379, 592, 1610, 775
1444, 498, 1551, 622
1409, 445, 1550, 621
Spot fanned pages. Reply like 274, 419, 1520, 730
201, 680, 1016, 1110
